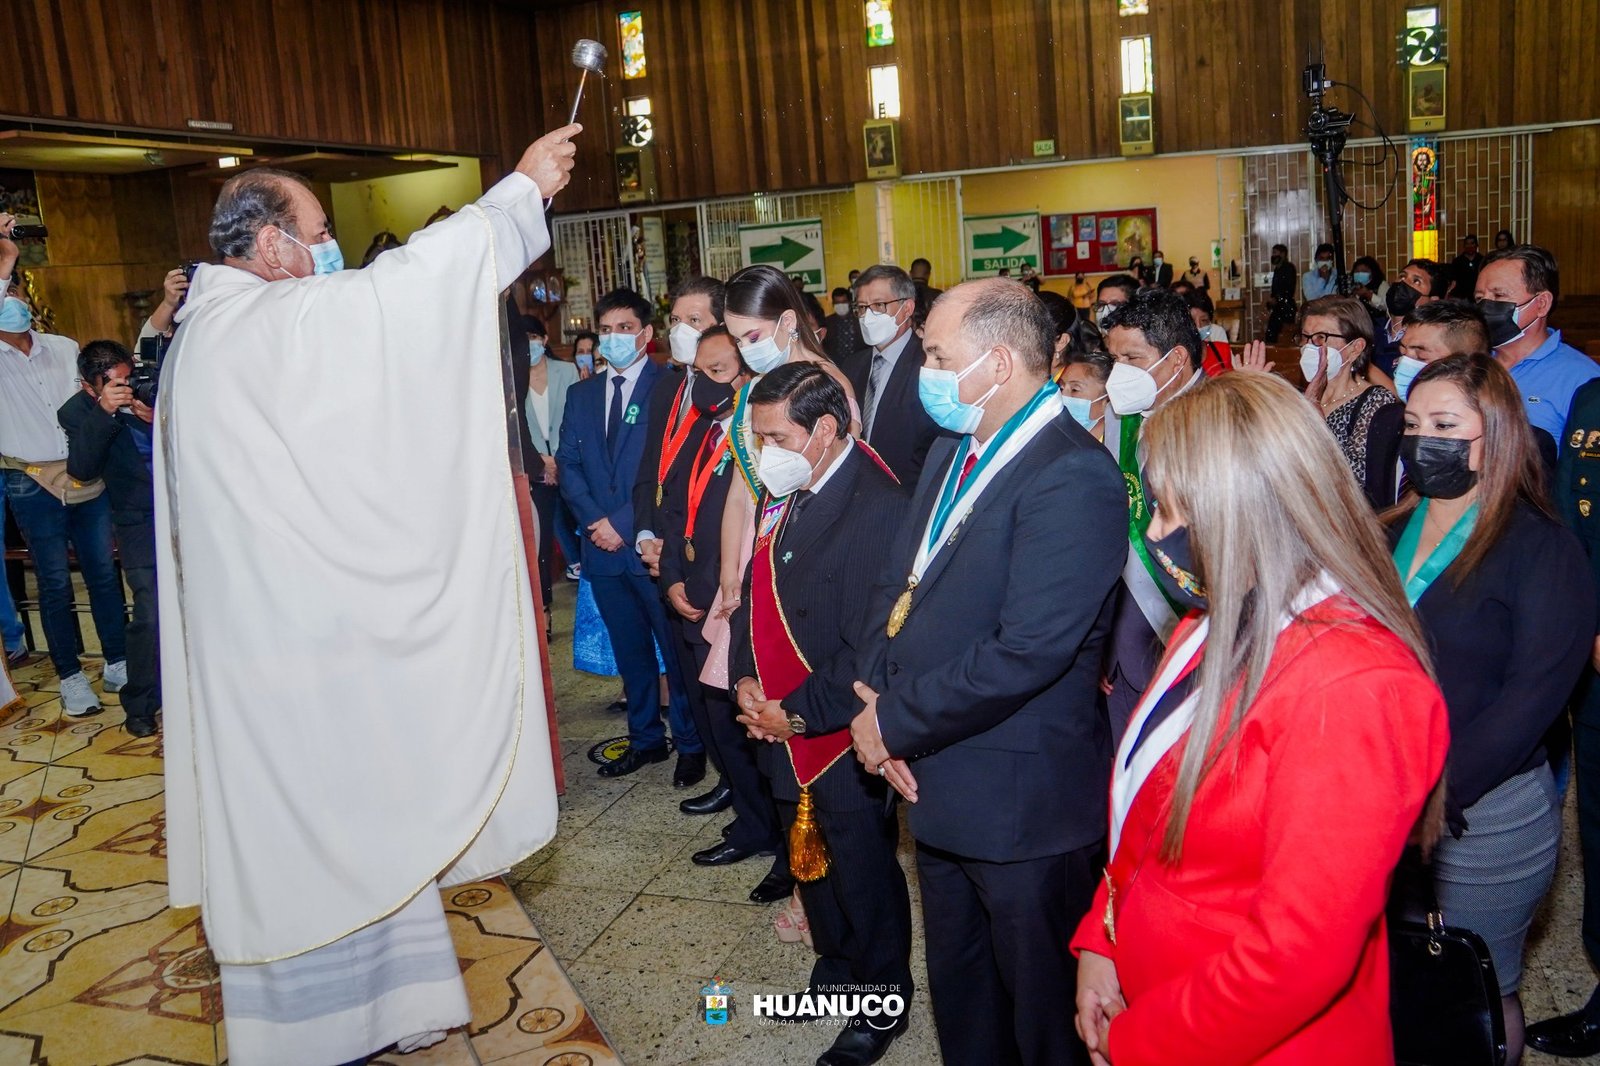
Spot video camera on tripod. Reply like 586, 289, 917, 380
1303, 63, 1356, 295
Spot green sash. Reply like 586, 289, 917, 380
1392, 498, 1479, 606
1120, 414, 1183, 615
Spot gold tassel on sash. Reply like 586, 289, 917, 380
788, 786, 832, 882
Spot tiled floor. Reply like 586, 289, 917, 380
0, 648, 619, 1066
4, 577, 1599, 1065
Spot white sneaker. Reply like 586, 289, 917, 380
103, 660, 128, 693
61, 672, 103, 717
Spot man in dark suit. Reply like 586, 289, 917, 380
656, 327, 788, 901
908, 257, 942, 328
558, 288, 704, 783
729, 360, 915, 1066
851, 279, 1128, 1066
57, 340, 160, 737
839, 265, 942, 486
822, 286, 860, 364
1148, 249, 1175, 288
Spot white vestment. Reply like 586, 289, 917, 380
154, 172, 558, 976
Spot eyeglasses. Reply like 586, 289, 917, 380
1294, 331, 1351, 347
853, 297, 910, 317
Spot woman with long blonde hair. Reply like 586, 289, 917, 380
1072, 372, 1450, 1065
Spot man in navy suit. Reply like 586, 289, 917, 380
851, 279, 1128, 1066
558, 288, 703, 783
838, 264, 943, 486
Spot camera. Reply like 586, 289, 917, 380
131, 336, 164, 407
7, 224, 47, 240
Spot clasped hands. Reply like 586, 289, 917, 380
1075, 949, 1125, 1066
734, 677, 793, 743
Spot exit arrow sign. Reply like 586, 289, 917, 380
972, 226, 1030, 254
749, 235, 813, 269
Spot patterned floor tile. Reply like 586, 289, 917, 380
48, 707, 156, 771
444, 879, 544, 959
9, 859, 169, 930
0, 767, 47, 865
368, 1029, 477, 1065
22, 763, 164, 864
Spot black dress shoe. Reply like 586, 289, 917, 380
1527, 1010, 1600, 1057
816, 1019, 905, 1066
748, 865, 794, 903
606, 698, 628, 714
124, 717, 158, 739
673, 751, 707, 789
692, 840, 776, 867
597, 745, 669, 778
679, 780, 733, 815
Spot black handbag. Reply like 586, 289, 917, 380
1389, 905, 1506, 1066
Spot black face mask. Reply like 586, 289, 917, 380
1145, 524, 1208, 613
1270, 255, 1284, 267
1399, 434, 1479, 499
1386, 281, 1422, 318
1478, 297, 1534, 349
691, 372, 737, 418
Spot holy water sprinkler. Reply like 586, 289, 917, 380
546, 39, 607, 209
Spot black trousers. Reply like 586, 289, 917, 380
529, 482, 559, 610
916, 839, 1102, 1066
122, 564, 160, 724
778, 798, 913, 1000
676, 620, 779, 852
1575, 670, 1600, 985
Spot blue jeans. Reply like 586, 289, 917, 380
0, 491, 26, 651
3, 472, 127, 678
588, 569, 701, 753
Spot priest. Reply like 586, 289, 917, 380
154, 124, 579, 1066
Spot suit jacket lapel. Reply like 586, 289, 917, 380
779, 449, 860, 563
605, 361, 656, 478
885, 334, 923, 411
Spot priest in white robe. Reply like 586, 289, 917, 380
154, 124, 579, 1066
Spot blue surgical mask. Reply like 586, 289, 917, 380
599, 331, 644, 370
576, 352, 595, 374
0, 296, 32, 333
1062, 392, 1104, 432
917, 351, 999, 435
528, 340, 546, 364
1393, 354, 1426, 400
1353, 270, 1372, 286
282, 231, 344, 276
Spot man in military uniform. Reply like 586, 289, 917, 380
1526, 377, 1600, 1057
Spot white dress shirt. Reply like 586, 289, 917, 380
0, 331, 81, 462
602, 353, 650, 433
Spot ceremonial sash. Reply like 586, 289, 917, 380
682, 426, 732, 561
1119, 413, 1183, 617
1391, 499, 1478, 607
653, 380, 702, 506
729, 381, 763, 501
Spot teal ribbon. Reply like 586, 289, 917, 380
1392, 498, 1479, 607
924, 384, 1058, 555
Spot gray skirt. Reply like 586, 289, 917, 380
1432, 764, 1562, 996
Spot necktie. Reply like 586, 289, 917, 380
607, 376, 626, 460
864, 353, 888, 439
781, 489, 811, 545
956, 450, 978, 489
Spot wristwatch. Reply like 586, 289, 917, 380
786, 712, 808, 735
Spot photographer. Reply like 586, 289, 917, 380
57, 341, 159, 737
137, 265, 191, 348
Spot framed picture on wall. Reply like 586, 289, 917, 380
864, 119, 900, 178
1407, 64, 1447, 133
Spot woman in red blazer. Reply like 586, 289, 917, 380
1072, 373, 1450, 1066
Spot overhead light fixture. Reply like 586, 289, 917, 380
143, 150, 166, 166
187, 119, 235, 132
217, 155, 241, 168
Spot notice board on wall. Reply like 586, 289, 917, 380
1043, 209, 1158, 276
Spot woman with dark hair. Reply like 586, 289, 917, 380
1036, 289, 1076, 372
1494, 229, 1517, 252
1297, 294, 1405, 508
1350, 254, 1389, 320
1058, 348, 1112, 441
1387, 353, 1594, 1065
1072, 371, 1449, 1065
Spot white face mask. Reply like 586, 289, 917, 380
833, 302, 850, 317
757, 424, 820, 498
859, 307, 902, 347
1106, 349, 1178, 415
738, 321, 794, 374
668, 321, 701, 366
1299, 342, 1345, 383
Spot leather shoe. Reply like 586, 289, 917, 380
679, 780, 733, 815
1527, 1010, 1600, 1057
692, 840, 775, 867
816, 1019, 905, 1066
597, 745, 669, 778
124, 717, 158, 739
673, 751, 707, 789
748, 865, 794, 903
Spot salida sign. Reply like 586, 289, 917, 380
963, 213, 1041, 277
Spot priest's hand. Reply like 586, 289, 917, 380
737, 698, 793, 743
518, 124, 583, 199
666, 582, 705, 623
588, 517, 624, 552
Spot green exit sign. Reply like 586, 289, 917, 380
1032, 139, 1056, 157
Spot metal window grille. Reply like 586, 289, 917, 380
890, 176, 962, 287
551, 211, 634, 338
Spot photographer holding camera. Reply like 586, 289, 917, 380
57, 341, 159, 737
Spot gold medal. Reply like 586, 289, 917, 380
656, 484, 664, 507
684, 538, 696, 562
886, 579, 916, 638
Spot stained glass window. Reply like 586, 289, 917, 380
866, 0, 894, 47
1120, 35, 1153, 95
619, 11, 646, 80
869, 65, 901, 119
1118, 0, 1150, 15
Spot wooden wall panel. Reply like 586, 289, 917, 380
1534, 125, 1600, 298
